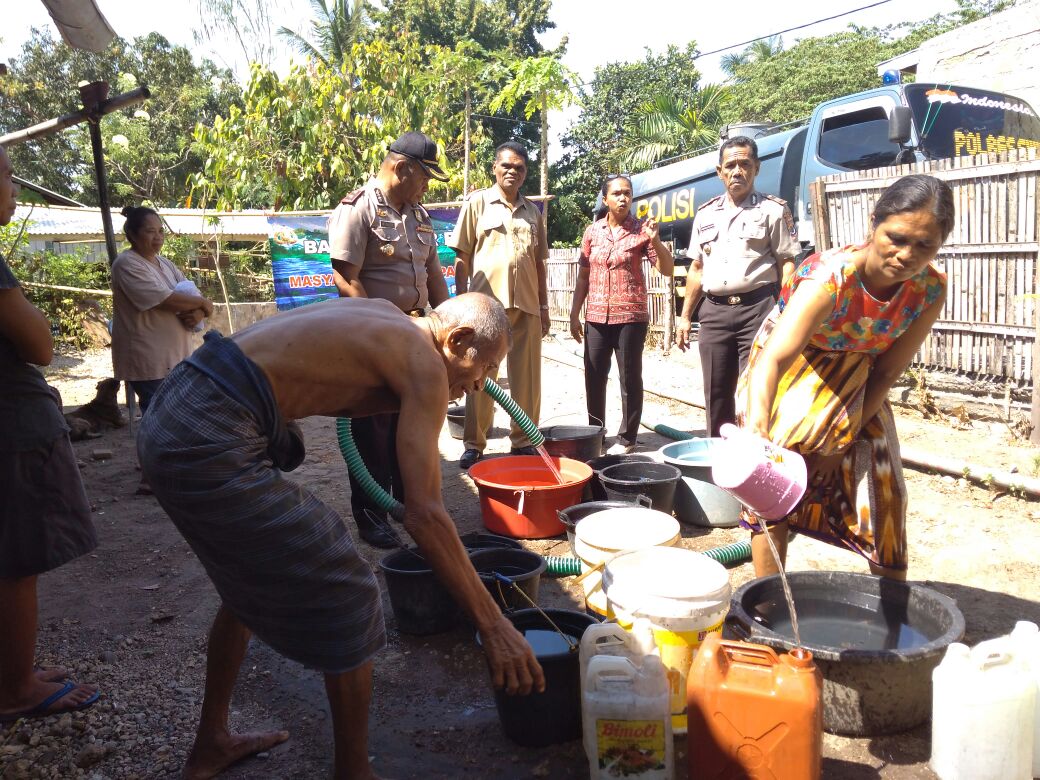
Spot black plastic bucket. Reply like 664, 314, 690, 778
583, 453, 655, 501
478, 608, 598, 747
599, 461, 682, 515
459, 531, 523, 553
446, 403, 465, 439
378, 549, 459, 635
469, 548, 547, 611
539, 424, 606, 463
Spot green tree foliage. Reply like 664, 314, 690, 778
194, 0, 287, 69
189, 37, 462, 210
720, 36, 783, 77
723, 0, 1016, 124
549, 44, 702, 245
489, 53, 578, 196
615, 85, 730, 171
0, 29, 241, 206
277, 0, 373, 67
371, 0, 553, 57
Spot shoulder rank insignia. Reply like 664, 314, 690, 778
698, 195, 723, 210
340, 189, 364, 205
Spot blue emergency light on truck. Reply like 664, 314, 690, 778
620, 81, 1040, 258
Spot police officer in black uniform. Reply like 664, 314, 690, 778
676, 136, 800, 437
327, 131, 450, 546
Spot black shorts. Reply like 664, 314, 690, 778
0, 434, 97, 578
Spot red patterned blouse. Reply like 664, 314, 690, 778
579, 215, 657, 324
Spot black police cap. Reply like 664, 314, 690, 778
389, 131, 449, 182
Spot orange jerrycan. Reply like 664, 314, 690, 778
686, 634, 822, 779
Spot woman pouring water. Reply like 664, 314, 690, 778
737, 174, 953, 580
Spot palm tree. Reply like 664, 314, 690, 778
720, 35, 783, 80
615, 84, 731, 171
277, 0, 371, 68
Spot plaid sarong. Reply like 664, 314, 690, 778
138, 331, 385, 672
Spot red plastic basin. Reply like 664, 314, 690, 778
467, 455, 593, 538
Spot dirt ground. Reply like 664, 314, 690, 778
3, 333, 1039, 779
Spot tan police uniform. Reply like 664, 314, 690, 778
447, 185, 549, 452
691, 190, 799, 436
326, 180, 446, 541
328, 180, 443, 313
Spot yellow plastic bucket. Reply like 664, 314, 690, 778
602, 546, 731, 734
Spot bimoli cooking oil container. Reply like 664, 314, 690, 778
687, 634, 822, 779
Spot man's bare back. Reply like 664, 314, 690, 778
231, 298, 444, 422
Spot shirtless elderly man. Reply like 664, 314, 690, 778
137, 292, 543, 779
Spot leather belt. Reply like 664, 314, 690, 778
704, 286, 775, 306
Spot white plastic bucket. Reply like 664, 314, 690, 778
602, 546, 731, 734
573, 507, 681, 619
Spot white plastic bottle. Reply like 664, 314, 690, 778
931, 634, 1036, 780
583, 655, 673, 779
1010, 621, 1040, 778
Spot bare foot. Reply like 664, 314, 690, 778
0, 679, 99, 720
183, 730, 289, 779
35, 665, 70, 683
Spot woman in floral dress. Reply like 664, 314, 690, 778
738, 174, 953, 580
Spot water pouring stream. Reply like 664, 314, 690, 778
756, 516, 803, 650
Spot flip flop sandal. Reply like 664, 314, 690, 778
0, 680, 101, 723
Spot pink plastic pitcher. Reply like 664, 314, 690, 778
710, 424, 807, 520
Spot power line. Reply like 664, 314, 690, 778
694, 0, 895, 59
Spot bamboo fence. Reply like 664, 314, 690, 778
546, 247, 677, 349
810, 148, 1040, 386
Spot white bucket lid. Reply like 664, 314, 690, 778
603, 547, 731, 617
574, 507, 679, 552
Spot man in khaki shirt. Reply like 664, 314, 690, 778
327, 131, 451, 546
676, 136, 800, 436
448, 142, 550, 468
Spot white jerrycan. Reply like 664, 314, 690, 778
579, 619, 657, 688
1010, 621, 1040, 778
931, 633, 1036, 780
583, 655, 673, 780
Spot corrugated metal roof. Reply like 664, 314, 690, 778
12, 204, 331, 242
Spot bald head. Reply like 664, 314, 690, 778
432, 293, 510, 355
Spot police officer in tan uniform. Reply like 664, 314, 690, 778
328, 131, 451, 546
676, 136, 799, 437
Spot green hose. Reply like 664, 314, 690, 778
335, 379, 545, 523
641, 422, 694, 441
482, 377, 544, 447
700, 539, 753, 567
335, 417, 406, 521
543, 555, 582, 576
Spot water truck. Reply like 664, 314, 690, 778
616, 80, 1040, 260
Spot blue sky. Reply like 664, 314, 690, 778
3, 0, 960, 158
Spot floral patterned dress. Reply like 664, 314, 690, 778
735, 245, 946, 570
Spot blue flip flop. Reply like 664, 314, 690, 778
0, 680, 101, 723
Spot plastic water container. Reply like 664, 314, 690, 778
583, 655, 673, 779
1011, 621, 1040, 778
573, 507, 681, 619
687, 635, 823, 779
711, 423, 807, 520
579, 620, 658, 691
601, 546, 731, 733
931, 629, 1037, 780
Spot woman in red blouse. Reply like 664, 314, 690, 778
570, 175, 673, 454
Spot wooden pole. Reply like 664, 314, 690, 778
463, 88, 471, 196
1031, 175, 1040, 444
80, 82, 119, 265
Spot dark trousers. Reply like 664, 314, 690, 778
348, 412, 403, 523
584, 320, 648, 445
130, 379, 163, 414
697, 295, 775, 437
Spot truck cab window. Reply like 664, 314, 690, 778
818, 107, 901, 170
